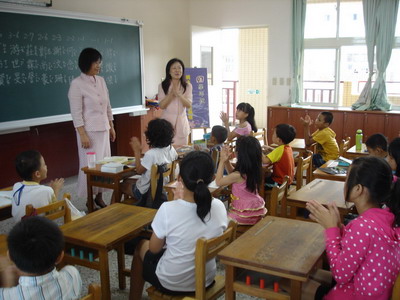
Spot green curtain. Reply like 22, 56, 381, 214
352, 0, 399, 111
291, 0, 307, 104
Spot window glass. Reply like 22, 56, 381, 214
386, 49, 400, 106
339, 1, 364, 37
303, 49, 336, 104
305, 1, 337, 38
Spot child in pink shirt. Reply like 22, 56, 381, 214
307, 156, 400, 300
220, 102, 257, 141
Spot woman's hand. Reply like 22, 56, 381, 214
80, 132, 91, 148
306, 200, 341, 229
109, 127, 116, 142
220, 111, 229, 124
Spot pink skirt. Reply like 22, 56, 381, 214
228, 198, 267, 225
76, 130, 111, 199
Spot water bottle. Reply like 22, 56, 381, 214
355, 129, 363, 151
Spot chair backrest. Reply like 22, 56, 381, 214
268, 176, 289, 217
339, 136, 351, 157
392, 273, 400, 300
150, 162, 175, 200
194, 219, 237, 299
294, 151, 312, 191
80, 283, 101, 300
251, 128, 267, 146
25, 193, 72, 224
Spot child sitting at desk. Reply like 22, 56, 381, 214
0, 216, 82, 299
388, 137, 400, 181
306, 156, 400, 300
129, 151, 227, 299
12, 150, 64, 222
366, 133, 388, 158
262, 124, 296, 187
216, 136, 266, 225
220, 102, 257, 140
301, 112, 339, 167
120, 118, 178, 207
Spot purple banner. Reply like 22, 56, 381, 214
185, 68, 210, 128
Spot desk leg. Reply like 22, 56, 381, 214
111, 178, 120, 204
225, 265, 236, 300
290, 280, 302, 300
99, 249, 111, 300
116, 243, 126, 289
86, 174, 94, 213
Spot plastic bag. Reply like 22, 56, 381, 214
65, 198, 86, 220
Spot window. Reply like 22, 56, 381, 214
303, 0, 400, 107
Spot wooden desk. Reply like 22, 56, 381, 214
345, 144, 368, 159
313, 160, 347, 182
289, 138, 306, 152
164, 180, 224, 201
0, 234, 7, 256
218, 216, 325, 300
82, 166, 136, 212
287, 179, 353, 221
61, 203, 156, 299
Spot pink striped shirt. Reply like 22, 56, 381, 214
68, 73, 113, 131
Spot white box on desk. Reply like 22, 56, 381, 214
101, 162, 124, 173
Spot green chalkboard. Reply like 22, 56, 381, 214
0, 7, 143, 129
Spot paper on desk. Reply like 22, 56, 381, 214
0, 190, 13, 207
128, 174, 141, 180
208, 180, 219, 189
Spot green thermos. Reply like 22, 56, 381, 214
356, 129, 363, 151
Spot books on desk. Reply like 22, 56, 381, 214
97, 156, 135, 165
319, 157, 352, 175
0, 190, 12, 208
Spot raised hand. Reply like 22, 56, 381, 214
306, 200, 340, 229
300, 115, 313, 126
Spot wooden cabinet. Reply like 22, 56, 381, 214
267, 106, 400, 146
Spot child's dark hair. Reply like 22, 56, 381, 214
7, 216, 64, 274
236, 102, 257, 132
275, 124, 296, 144
15, 150, 42, 181
366, 133, 388, 152
320, 112, 334, 125
345, 156, 400, 226
145, 118, 174, 148
211, 125, 228, 144
389, 138, 400, 176
78, 48, 102, 73
161, 58, 187, 95
180, 151, 214, 223
235, 136, 262, 193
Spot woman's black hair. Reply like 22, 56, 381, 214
389, 137, 400, 176
180, 151, 214, 223
234, 136, 262, 193
145, 118, 174, 148
236, 102, 257, 132
345, 156, 400, 226
78, 48, 102, 73
161, 58, 187, 95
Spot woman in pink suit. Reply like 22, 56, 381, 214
158, 58, 192, 146
68, 48, 116, 209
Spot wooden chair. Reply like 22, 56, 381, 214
80, 283, 101, 300
25, 193, 72, 224
146, 220, 237, 300
267, 176, 289, 218
290, 151, 313, 193
251, 128, 267, 146
150, 162, 176, 201
392, 273, 400, 300
339, 136, 351, 157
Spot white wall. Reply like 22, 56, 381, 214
52, 0, 191, 98
189, 0, 292, 106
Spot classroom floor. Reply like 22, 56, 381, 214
0, 176, 260, 299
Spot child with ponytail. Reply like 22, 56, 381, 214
306, 156, 400, 300
129, 151, 228, 299
216, 135, 267, 225
220, 102, 257, 140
